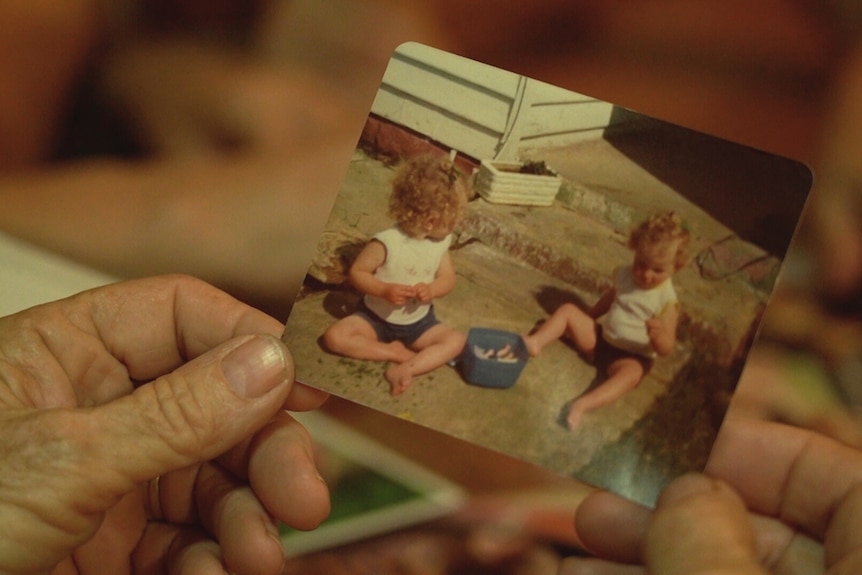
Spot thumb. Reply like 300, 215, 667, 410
645, 474, 767, 575
96, 334, 295, 486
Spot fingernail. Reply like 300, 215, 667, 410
222, 336, 289, 398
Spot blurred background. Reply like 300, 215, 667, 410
3, 0, 862, 571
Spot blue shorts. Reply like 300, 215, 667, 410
355, 301, 441, 348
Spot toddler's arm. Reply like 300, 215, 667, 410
646, 303, 680, 356
349, 240, 415, 305
589, 288, 616, 319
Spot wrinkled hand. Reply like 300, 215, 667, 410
561, 416, 862, 574
0, 275, 330, 575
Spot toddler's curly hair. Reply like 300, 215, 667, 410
628, 210, 692, 270
388, 154, 467, 234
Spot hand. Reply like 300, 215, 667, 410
384, 283, 416, 306
562, 416, 862, 574
645, 317, 669, 355
413, 282, 433, 303
644, 317, 666, 339
645, 310, 678, 357
0, 275, 330, 575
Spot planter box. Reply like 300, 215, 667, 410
473, 160, 562, 207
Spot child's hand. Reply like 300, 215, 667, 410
384, 284, 416, 306
645, 317, 665, 338
413, 282, 434, 303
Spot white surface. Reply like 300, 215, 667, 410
374, 43, 611, 162
0, 232, 117, 317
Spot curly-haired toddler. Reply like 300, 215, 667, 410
523, 211, 691, 428
323, 154, 468, 395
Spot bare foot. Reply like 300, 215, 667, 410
566, 402, 585, 430
522, 334, 541, 357
385, 363, 413, 396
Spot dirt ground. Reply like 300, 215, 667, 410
283, 132, 809, 505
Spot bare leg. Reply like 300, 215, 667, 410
523, 303, 596, 357
322, 315, 415, 363
385, 325, 466, 396
566, 358, 644, 429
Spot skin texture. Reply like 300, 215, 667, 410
0, 275, 330, 574
559, 416, 862, 574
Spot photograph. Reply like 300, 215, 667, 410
283, 42, 813, 505
280, 411, 465, 557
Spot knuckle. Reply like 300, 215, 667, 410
139, 375, 228, 462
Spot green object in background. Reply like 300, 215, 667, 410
782, 351, 845, 411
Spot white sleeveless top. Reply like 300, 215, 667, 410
363, 226, 453, 325
599, 265, 678, 357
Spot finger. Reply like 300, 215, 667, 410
283, 382, 329, 412
645, 474, 767, 575
85, 275, 285, 381
574, 486, 822, 572
707, 417, 862, 540
142, 465, 283, 575
248, 411, 330, 531
132, 522, 224, 575
143, 460, 294, 574
146, 466, 199, 525
757, 521, 823, 575
0, 302, 136, 408
92, 334, 295, 491
823, 483, 862, 569
194, 463, 285, 575
0, 276, 286, 410
574, 490, 649, 563
211, 410, 329, 531
0, 335, 296, 571
68, 491, 144, 575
